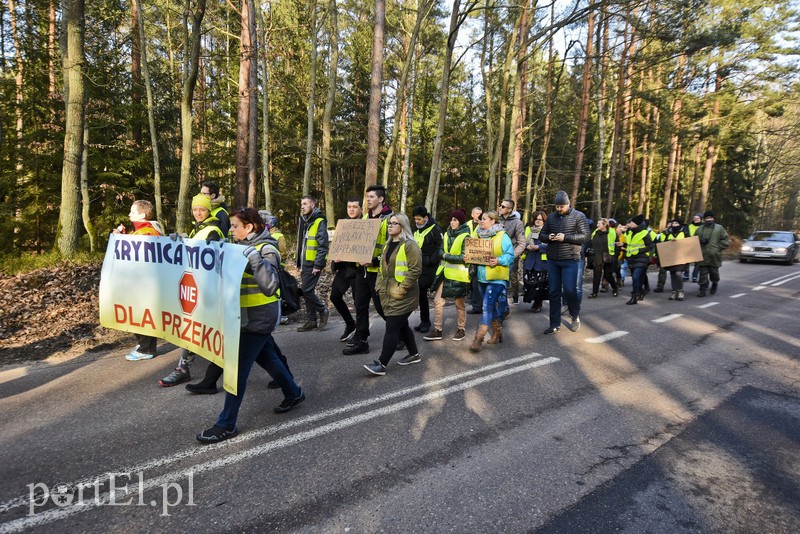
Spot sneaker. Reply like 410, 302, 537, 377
588, 293, 598, 299
318, 309, 330, 330
414, 322, 431, 333
343, 340, 369, 355
363, 360, 386, 376
196, 425, 239, 444
512, 296, 519, 304
339, 324, 356, 342
125, 350, 155, 361
423, 329, 443, 341
570, 316, 581, 332
544, 326, 560, 335
185, 381, 218, 395
467, 308, 482, 315
159, 367, 190, 387
452, 329, 466, 341
531, 305, 542, 313
612, 290, 619, 297
280, 316, 290, 325
274, 390, 305, 414
296, 321, 317, 332
654, 288, 664, 293
397, 353, 422, 366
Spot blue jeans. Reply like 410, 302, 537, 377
547, 259, 581, 328
480, 282, 507, 326
631, 264, 648, 295
215, 331, 300, 430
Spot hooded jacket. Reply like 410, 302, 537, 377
697, 222, 729, 267
499, 212, 526, 258
209, 195, 230, 236
296, 208, 329, 270
376, 235, 422, 316
539, 208, 590, 261
239, 229, 282, 334
414, 217, 444, 280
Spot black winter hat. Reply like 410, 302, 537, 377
703, 210, 715, 218
630, 214, 645, 226
554, 191, 570, 206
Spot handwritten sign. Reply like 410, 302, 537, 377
464, 238, 494, 265
656, 236, 704, 268
328, 218, 382, 264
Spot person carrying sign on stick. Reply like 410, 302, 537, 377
330, 197, 363, 342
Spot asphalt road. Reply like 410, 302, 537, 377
1, 260, 798, 533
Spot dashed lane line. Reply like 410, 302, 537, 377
771, 273, 800, 286
585, 331, 629, 343
651, 314, 683, 323
752, 286, 768, 291
730, 293, 746, 299
698, 302, 719, 309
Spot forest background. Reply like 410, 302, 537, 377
1, 0, 799, 266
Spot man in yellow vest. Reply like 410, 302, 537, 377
343, 185, 394, 355
296, 194, 330, 332
467, 206, 484, 314
412, 205, 443, 333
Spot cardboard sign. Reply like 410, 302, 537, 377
656, 236, 704, 267
99, 235, 248, 394
328, 218, 382, 264
464, 238, 494, 265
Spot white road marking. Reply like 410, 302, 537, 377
752, 286, 768, 291
760, 272, 799, 286
0, 352, 549, 515
651, 314, 683, 323
698, 302, 719, 308
771, 273, 800, 286
729, 293, 746, 299
0, 356, 560, 533
585, 331, 629, 343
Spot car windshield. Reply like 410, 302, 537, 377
750, 232, 792, 242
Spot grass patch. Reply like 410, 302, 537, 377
0, 250, 105, 276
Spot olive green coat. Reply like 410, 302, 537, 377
376, 236, 423, 316
696, 222, 730, 267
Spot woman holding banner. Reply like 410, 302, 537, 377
196, 208, 304, 444
470, 211, 514, 352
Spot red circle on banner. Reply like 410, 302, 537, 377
178, 272, 199, 315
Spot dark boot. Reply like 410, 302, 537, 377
626, 293, 639, 305
698, 286, 707, 297
185, 363, 223, 394
710, 282, 718, 295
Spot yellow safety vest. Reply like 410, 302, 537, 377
438, 232, 470, 282
364, 213, 389, 273
304, 218, 324, 262
192, 224, 224, 241
241, 243, 280, 307
485, 230, 510, 281
521, 226, 532, 260
467, 220, 479, 238
687, 224, 700, 237
625, 229, 650, 258
382, 242, 409, 282
414, 224, 435, 248
591, 228, 616, 255
271, 230, 286, 266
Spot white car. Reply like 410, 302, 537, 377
739, 231, 800, 265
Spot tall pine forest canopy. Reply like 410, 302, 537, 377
1, 0, 799, 258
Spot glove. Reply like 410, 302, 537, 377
242, 246, 259, 259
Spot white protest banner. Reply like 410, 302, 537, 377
99, 235, 248, 394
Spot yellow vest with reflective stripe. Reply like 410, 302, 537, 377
485, 230, 510, 281
591, 228, 616, 255
304, 218, 324, 262
364, 213, 389, 273
241, 243, 280, 307
192, 224, 224, 241
467, 220, 479, 237
439, 233, 470, 282
521, 226, 532, 260
414, 224, 434, 247
392, 243, 409, 282
271, 231, 286, 266
625, 229, 649, 258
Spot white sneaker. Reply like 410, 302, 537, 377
125, 350, 155, 361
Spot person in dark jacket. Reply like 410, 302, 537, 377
539, 191, 589, 334
296, 194, 330, 332
522, 210, 549, 312
411, 206, 443, 333
498, 199, 526, 305
623, 214, 655, 304
200, 181, 230, 237
424, 209, 471, 342
696, 211, 729, 297
196, 208, 304, 443
330, 197, 362, 342
588, 218, 619, 299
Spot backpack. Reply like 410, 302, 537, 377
277, 265, 303, 315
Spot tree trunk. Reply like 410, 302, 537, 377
591, 6, 607, 221
80, 111, 95, 252
234, 0, 253, 208
131, 0, 142, 146
364, 0, 386, 189
400, 45, 418, 214
605, 19, 628, 217
480, 0, 495, 209
57, 0, 85, 257
425, 0, 463, 216
136, 0, 164, 223
508, 0, 529, 206
49, 0, 57, 98
247, 0, 258, 206
302, 0, 318, 196
260, 5, 272, 212
8, 0, 23, 168
570, 0, 594, 203
698, 71, 722, 213
659, 52, 685, 229
322, 0, 338, 225
532, 3, 556, 215
175, 0, 206, 233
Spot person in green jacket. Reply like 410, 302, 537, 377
363, 214, 423, 376
696, 211, 730, 297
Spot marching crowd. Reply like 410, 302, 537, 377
113, 183, 730, 443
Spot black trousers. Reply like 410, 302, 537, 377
417, 272, 435, 325
354, 270, 384, 342
330, 268, 357, 328
592, 263, 618, 294
378, 313, 418, 366
134, 334, 158, 356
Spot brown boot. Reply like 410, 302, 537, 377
469, 324, 490, 352
487, 319, 503, 344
